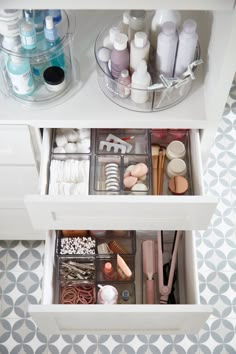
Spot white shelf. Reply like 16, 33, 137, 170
0, 0, 234, 11
0, 10, 235, 129
0, 70, 207, 128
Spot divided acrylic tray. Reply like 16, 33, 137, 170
48, 128, 194, 197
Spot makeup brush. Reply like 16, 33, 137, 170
151, 145, 160, 195
142, 240, 156, 304
158, 148, 166, 195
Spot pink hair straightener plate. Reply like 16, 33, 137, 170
157, 230, 183, 304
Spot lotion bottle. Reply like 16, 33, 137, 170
156, 21, 178, 78
131, 59, 151, 104
174, 19, 198, 77
7, 54, 34, 96
150, 10, 181, 49
130, 31, 150, 74
103, 27, 120, 50
111, 33, 129, 79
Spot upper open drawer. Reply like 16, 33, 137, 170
24, 128, 217, 230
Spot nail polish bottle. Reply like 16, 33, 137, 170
111, 33, 129, 79
117, 69, 131, 98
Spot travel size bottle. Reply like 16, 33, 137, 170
117, 69, 131, 98
111, 33, 129, 79
19, 12, 37, 50
103, 27, 120, 50
44, 15, 65, 69
174, 19, 198, 77
131, 59, 151, 104
130, 31, 150, 74
156, 21, 178, 78
7, 54, 34, 96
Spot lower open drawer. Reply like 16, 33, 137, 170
25, 128, 217, 231
29, 230, 211, 334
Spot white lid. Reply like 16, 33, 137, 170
167, 158, 187, 178
45, 16, 54, 30
162, 21, 176, 36
121, 69, 129, 78
134, 31, 147, 48
123, 11, 130, 25
183, 19, 197, 34
109, 27, 119, 43
0, 9, 21, 21
101, 286, 116, 302
2, 35, 21, 50
166, 140, 186, 160
136, 59, 147, 75
113, 33, 128, 51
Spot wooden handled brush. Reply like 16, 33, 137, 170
151, 145, 160, 195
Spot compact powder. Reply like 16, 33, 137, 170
43, 66, 66, 92
168, 176, 188, 195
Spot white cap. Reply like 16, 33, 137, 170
114, 33, 128, 51
167, 158, 187, 178
0, 9, 21, 21
123, 11, 130, 25
134, 31, 147, 48
109, 27, 120, 43
121, 69, 129, 78
45, 16, 54, 30
183, 19, 197, 34
166, 140, 186, 160
101, 286, 117, 303
162, 21, 176, 36
137, 59, 148, 75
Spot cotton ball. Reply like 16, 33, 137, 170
76, 142, 90, 153
64, 143, 77, 153
53, 147, 66, 153
55, 133, 67, 147
64, 129, 79, 143
78, 128, 90, 140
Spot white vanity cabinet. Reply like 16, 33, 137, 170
0, 0, 235, 334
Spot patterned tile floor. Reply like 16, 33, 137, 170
1, 77, 236, 353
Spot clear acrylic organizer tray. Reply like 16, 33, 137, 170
0, 11, 78, 107
94, 16, 201, 113
48, 128, 195, 197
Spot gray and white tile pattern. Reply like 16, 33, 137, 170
0, 75, 236, 353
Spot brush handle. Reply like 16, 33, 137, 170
146, 279, 155, 304
152, 167, 158, 195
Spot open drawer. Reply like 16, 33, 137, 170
24, 128, 217, 230
29, 230, 211, 334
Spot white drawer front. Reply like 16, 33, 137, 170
29, 230, 211, 335
25, 128, 217, 230
0, 166, 38, 197
0, 125, 37, 165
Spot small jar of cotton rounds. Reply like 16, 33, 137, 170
52, 128, 91, 154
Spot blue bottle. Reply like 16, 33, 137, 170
44, 15, 65, 69
7, 54, 34, 96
